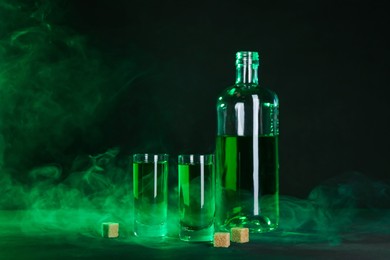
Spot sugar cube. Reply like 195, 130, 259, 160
102, 222, 119, 238
213, 232, 230, 248
231, 227, 249, 243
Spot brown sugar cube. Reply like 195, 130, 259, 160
213, 232, 230, 248
231, 227, 249, 243
102, 222, 119, 238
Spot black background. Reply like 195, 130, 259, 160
4, 0, 390, 198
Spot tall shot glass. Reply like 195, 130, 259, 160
178, 154, 215, 242
133, 154, 169, 237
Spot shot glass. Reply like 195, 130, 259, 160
133, 154, 169, 237
178, 154, 215, 242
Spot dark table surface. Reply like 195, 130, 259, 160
1, 211, 390, 260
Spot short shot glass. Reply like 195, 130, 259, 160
133, 153, 169, 237
178, 154, 215, 242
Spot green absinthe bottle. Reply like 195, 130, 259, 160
215, 51, 279, 233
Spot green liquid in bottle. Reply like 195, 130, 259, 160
216, 135, 279, 232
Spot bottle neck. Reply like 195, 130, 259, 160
235, 62, 259, 85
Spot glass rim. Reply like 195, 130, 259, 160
132, 153, 169, 162
178, 154, 214, 164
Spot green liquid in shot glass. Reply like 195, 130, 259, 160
179, 161, 215, 241
133, 161, 168, 237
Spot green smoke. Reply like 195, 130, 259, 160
1, 3, 101, 176
0, 1, 181, 248
0, 0, 135, 236
276, 172, 390, 245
